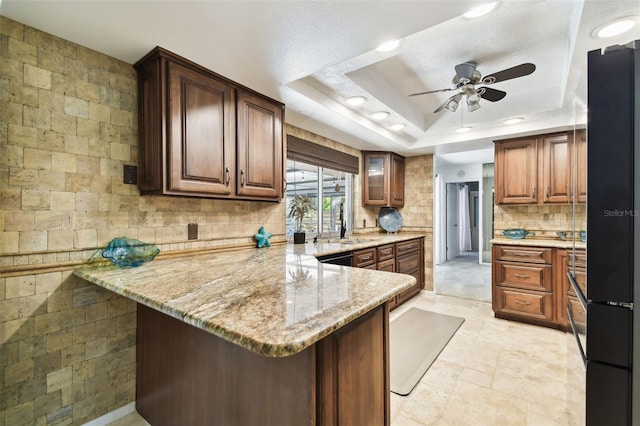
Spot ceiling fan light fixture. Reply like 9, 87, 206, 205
592, 16, 638, 38
467, 100, 481, 112
456, 126, 473, 133
370, 111, 390, 120
463, 2, 497, 19
345, 96, 367, 106
445, 94, 462, 112
503, 117, 524, 125
375, 39, 401, 52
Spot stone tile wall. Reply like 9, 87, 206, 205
493, 204, 587, 239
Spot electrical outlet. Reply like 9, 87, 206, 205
123, 165, 137, 184
188, 223, 198, 240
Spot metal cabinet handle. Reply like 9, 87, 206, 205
362, 255, 372, 260
240, 169, 245, 186
515, 300, 531, 305
546, 186, 550, 199
514, 253, 531, 257
392, 192, 395, 200
514, 274, 531, 278
532, 186, 536, 199
225, 167, 230, 186
283, 179, 287, 193
384, 192, 387, 200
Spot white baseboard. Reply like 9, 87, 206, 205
82, 402, 136, 426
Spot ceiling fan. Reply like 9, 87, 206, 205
409, 62, 536, 113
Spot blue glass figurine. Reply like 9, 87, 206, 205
254, 226, 272, 248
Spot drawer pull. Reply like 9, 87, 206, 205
514, 274, 531, 278
362, 255, 371, 260
381, 249, 391, 255
515, 300, 531, 305
513, 253, 531, 257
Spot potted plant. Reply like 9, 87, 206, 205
288, 195, 315, 244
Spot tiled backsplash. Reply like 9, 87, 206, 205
493, 204, 587, 239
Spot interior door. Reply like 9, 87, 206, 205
469, 190, 479, 252
446, 183, 459, 260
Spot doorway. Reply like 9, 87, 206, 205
434, 165, 492, 303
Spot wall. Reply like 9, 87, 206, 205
0, 17, 284, 425
493, 204, 586, 238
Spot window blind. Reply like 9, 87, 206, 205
287, 135, 359, 175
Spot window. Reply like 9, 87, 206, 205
286, 158, 353, 240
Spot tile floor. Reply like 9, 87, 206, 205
108, 292, 585, 426
434, 251, 492, 302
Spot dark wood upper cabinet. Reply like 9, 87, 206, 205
135, 47, 284, 201
540, 133, 571, 204
362, 151, 405, 207
494, 131, 585, 205
236, 91, 283, 199
574, 129, 587, 203
494, 137, 538, 204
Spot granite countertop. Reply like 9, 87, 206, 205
490, 237, 587, 249
74, 234, 420, 358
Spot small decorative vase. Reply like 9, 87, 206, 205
293, 232, 306, 244
102, 237, 160, 267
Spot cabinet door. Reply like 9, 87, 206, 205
168, 62, 235, 195
541, 134, 571, 203
495, 138, 538, 204
363, 153, 388, 206
574, 130, 587, 203
236, 91, 283, 199
390, 154, 405, 207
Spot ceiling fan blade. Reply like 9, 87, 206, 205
408, 87, 455, 97
478, 87, 507, 102
455, 62, 476, 80
481, 63, 536, 84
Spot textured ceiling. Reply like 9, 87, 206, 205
2, 0, 639, 162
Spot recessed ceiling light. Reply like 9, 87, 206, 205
375, 39, 401, 52
456, 126, 473, 133
388, 123, 406, 131
592, 16, 638, 38
371, 111, 390, 120
345, 96, 367, 106
503, 117, 524, 125
463, 2, 497, 19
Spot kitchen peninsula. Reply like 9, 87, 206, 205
74, 235, 418, 425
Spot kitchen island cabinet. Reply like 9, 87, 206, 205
75, 243, 414, 425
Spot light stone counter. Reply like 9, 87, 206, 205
74, 238, 417, 357
491, 237, 587, 249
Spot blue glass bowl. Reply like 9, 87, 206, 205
502, 229, 535, 239
102, 237, 160, 267
579, 230, 587, 242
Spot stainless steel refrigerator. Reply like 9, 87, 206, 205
568, 39, 639, 425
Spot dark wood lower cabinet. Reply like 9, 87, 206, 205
137, 303, 390, 426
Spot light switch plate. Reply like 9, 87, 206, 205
123, 165, 137, 184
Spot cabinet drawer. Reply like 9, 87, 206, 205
396, 251, 420, 274
495, 246, 552, 264
376, 244, 395, 262
395, 271, 420, 306
569, 251, 586, 268
568, 268, 586, 297
353, 248, 376, 268
377, 258, 395, 272
495, 287, 553, 321
496, 262, 552, 291
396, 239, 420, 256
568, 295, 586, 325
